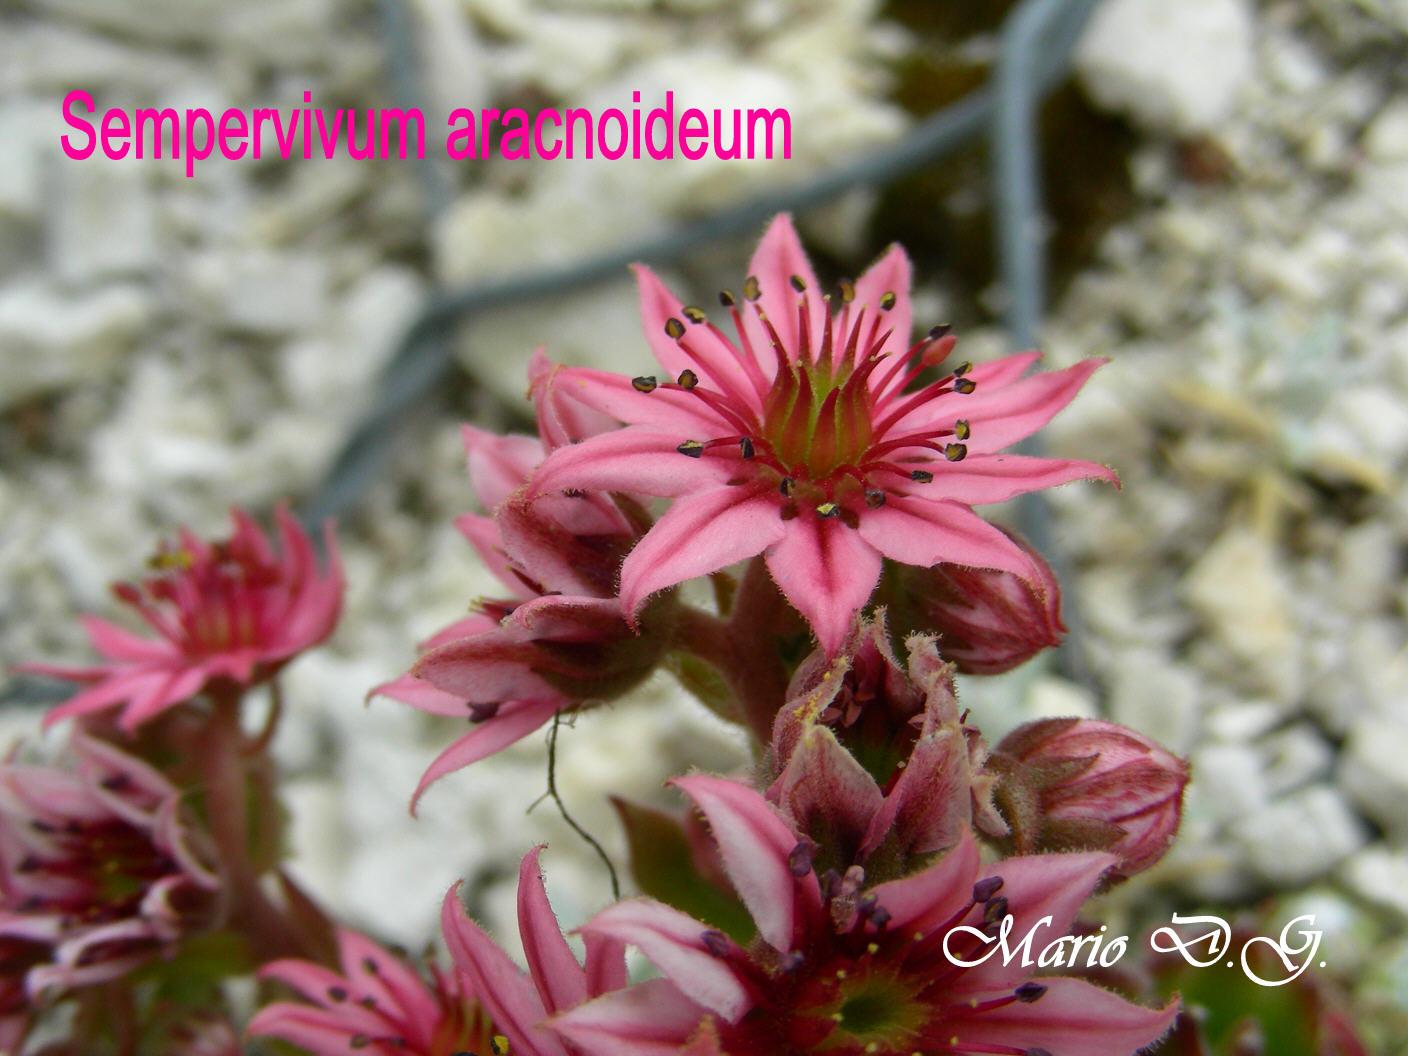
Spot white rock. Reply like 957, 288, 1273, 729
1182, 526, 1303, 703
1234, 785, 1368, 886
1363, 98, 1408, 163
1189, 743, 1269, 821
1260, 724, 1333, 796
48, 157, 159, 284
1339, 717, 1408, 839
1108, 648, 1202, 753
0, 279, 151, 408
1076, 0, 1255, 134
1342, 847, 1408, 922
187, 250, 330, 336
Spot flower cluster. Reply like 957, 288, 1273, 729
1, 217, 1219, 1056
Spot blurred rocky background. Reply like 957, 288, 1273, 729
2, 0, 1406, 1049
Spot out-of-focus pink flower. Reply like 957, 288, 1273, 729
248, 927, 491, 1056
21, 507, 342, 732
375, 405, 670, 813
555, 775, 1177, 1056
987, 718, 1190, 880
768, 617, 1002, 875
441, 845, 627, 1056
884, 529, 1065, 674
526, 214, 1115, 655
0, 735, 223, 998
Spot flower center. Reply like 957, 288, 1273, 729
761, 355, 875, 482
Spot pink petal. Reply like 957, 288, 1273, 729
39, 668, 165, 728
551, 978, 710, 1056
413, 634, 562, 703
940, 358, 1105, 452
579, 899, 750, 1021
853, 242, 913, 362
906, 454, 1118, 506
671, 774, 817, 954
582, 932, 628, 997
246, 1003, 387, 1052
859, 725, 970, 859
618, 484, 783, 621
454, 514, 525, 597
967, 850, 1118, 990
772, 724, 883, 863
410, 698, 560, 814
949, 978, 1178, 1056
117, 664, 209, 730
868, 830, 981, 932
78, 616, 171, 662
530, 426, 737, 501
530, 349, 622, 450
550, 364, 734, 435
858, 498, 1039, 581
518, 846, 589, 1015
461, 425, 543, 511
372, 672, 478, 717
741, 215, 825, 364
441, 885, 571, 1056
633, 265, 765, 413
763, 517, 882, 657
337, 928, 441, 1030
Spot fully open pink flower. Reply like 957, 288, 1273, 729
527, 215, 1115, 655
0, 735, 223, 998
248, 926, 491, 1056
441, 845, 628, 1056
554, 775, 1176, 1056
21, 507, 342, 732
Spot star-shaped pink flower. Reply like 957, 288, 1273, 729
527, 215, 1115, 655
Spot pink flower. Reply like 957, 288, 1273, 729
441, 845, 628, 1056
554, 775, 1177, 1056
375, 370, 671, 811
247, 927, 491, 1056
526, 214, 1115, 655
21, 507, 342, 732
0, 735, 223, 998
768, 619, 1003, 874
985, 719, 1190, 881
883, 530, 1065, 675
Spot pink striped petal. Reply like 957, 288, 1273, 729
857, 498, 1039, 581
461, 425, 543, 511
371, 673, 470, 717
410, 698, 560, 814
549, 364, 733, 435
579, 899, 750, 1021
741, 215, 825, 364
877, 454, 1118, 507
518, 846, 589, 1015
530, 427, 736, 501
764, 517, 882, 657
671, 775, 816, 954
551, 978, 710, 1056
933, 358, 1105, 452
853, 242, 912, 362
619, 484, 783, 621
948, 978, 1178, 1056
78, 616, 172, 662
868, 830, 981, 933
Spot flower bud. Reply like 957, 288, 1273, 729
881, 530, 1063, 675
986, 718, 1189, 880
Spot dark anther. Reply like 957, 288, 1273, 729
879, 291, 897, 311
719, 289, 737, 307
350, 1036, 371, 1050
944, 443, 967, 462
788, 841, 814, 877
359, 995, 376, 1009
857, 892, 879, 916
910, 469, 934, 483
631, 376, 657, 393
954, 419, 971, 440
1026, 1049, 1054, 1056
743, 275, 761, 301
776, 951, 805, 974
954, 377, 977, 395
779, 477, 795, 497
972, 876, 1003, 902
491, 1039, 510, 1056
929, 323, 952, 339
327, 985, 348, 1002
664, 317, 686, 340
362, 957, 379, 974
467, 702, 501, 722
682, 305, 707, 324
1015, 982, 1047, 1003
701, 929, 730, 958
789, 274, 807, 292
953, 361, 973, 376
676, 369, 699, 389
864, 489, 886, 508
982, 897, 1010, 925
677, 441, 705, 458
838, 278, 856, 303
815, 502, 840, 518
739, 437, 755, 459
869, 905, 892, 929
